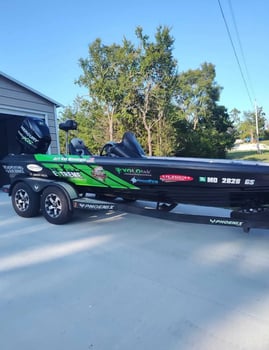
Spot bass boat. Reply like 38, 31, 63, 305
1, 117, 269, 229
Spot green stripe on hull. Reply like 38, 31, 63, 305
34, 154, 139, 189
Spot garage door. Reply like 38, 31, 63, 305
0, 114, 23, 157
0, 114, 27, 186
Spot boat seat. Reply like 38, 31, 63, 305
69, 138, 92, 156
101, 132, 145, 157
59, 119, 78, 132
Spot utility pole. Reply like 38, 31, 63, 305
255, 100, 261, 154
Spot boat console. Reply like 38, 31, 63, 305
100, 131, 145, 158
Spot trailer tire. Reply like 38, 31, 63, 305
41, 186, 73, 225
11, 182, 41, 218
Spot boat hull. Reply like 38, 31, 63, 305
2, 153, 269, 209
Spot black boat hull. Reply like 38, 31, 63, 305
2, 153, 269, 209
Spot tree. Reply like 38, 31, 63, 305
238, 107, 266, 142
69, 27, 236, 158
124, 26, 178, 155
229, 108, 241, 127
58, 97, 106, 154
229, 108, 241, 139
173, 63, 235, 157
77, 38, 137, 141
76, 26, 178, 155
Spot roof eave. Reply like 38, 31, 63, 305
0, 71, 64, 108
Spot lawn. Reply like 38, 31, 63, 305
227, 142, 269, 162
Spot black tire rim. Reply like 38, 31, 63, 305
44, 193, 62, 218
15, 189, 30, 212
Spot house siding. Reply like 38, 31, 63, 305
0, 74, 60, 153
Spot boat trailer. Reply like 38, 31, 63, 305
2, 182, 269, 233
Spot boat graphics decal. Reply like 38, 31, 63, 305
209, 218, 243, 227
115, 167, 152, 177
3, 165, 25, 175
160, 174, 194, 182
34, 154, 139, 189
130, 177, 159, 185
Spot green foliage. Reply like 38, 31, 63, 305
121, 26, 178, 155
238, 107, 266, 141
75, 26, 179, 155
58, 97, 107, 154
59, 26, 241, 158
173, 63, 235, 157
228, 149, 269, 162
77, 38, 138, 142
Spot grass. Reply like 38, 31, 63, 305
227, 150, 269, 162
227, 144, 269, 162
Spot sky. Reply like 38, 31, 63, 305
1, 0, 269, 118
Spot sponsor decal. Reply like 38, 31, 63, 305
130, 177, 158, 184
160, 174, 193, 183
91, 166, 106, 181
27, 164, 43, 172
51, 156, 94, 163
52, 170, 83, 178
3, 165, 24, 174
31, 173, 48, 178
209, 218, 243, 226
115, 167, 151, 177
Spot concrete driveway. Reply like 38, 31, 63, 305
1, 191, 269, 350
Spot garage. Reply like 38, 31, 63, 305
0, 71, 62, 185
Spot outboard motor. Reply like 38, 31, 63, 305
16, 117, 51, 154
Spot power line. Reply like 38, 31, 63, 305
217, 0, 254, 109
228, 0, 256, 99
218, 0, 261, 153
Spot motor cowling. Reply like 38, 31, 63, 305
16, 117, 51, 154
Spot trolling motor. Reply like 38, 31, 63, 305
16, 117, 51, 154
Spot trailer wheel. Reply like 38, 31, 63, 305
41, 186, 73, 225
11, 182, 41, 218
